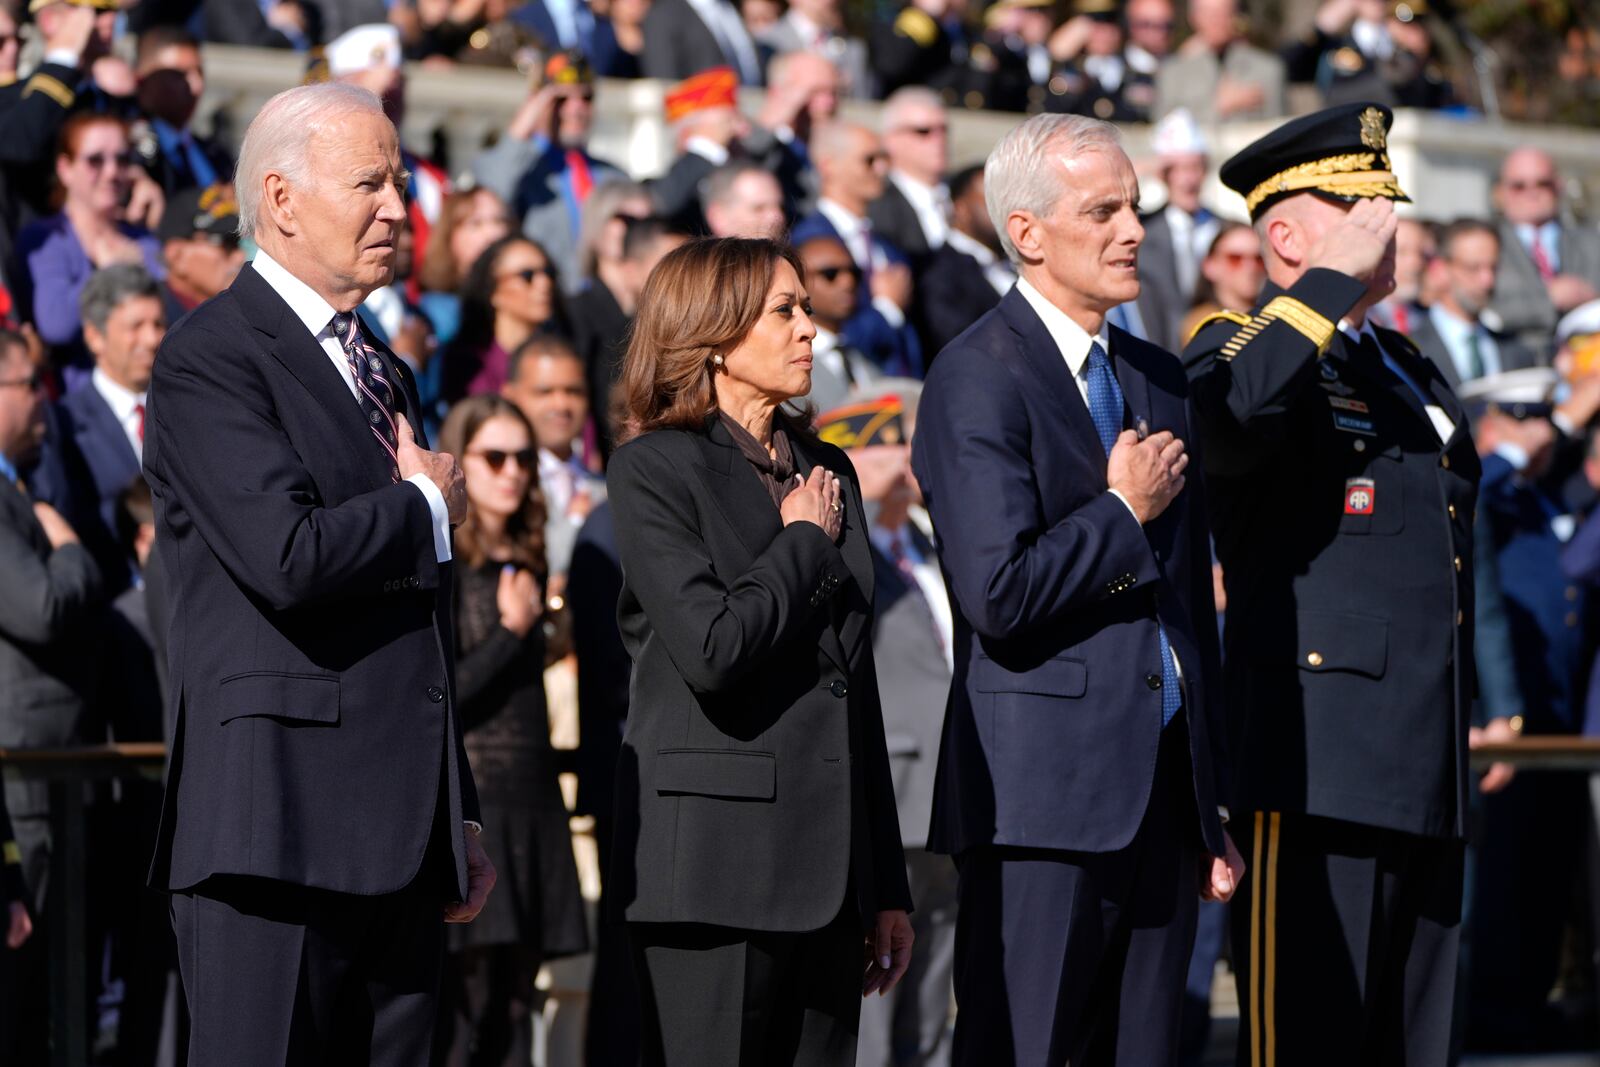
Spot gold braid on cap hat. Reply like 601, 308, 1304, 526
1243, 151, 1405, 216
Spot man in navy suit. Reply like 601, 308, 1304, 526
54, 264, 166, 596
911, 113, 1241, 1067
143, 82, 494, 1065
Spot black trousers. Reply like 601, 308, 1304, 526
170, 840, 452, 1067
1230, 812, 1463, 1067
628, 902, 863, 1067
950, 718, 1201, 1067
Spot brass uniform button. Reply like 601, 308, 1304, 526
1441, 455, 1451, 469
1454, 556, 1462, 572
1448, 504, 1457, 519
1306, 651, 1324, 667
1353, 439, 1366, 452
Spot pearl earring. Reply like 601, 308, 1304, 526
713, 354, 725, 367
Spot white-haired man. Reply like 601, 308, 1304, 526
870, 86, 951, 260
910, 112, 1241, 1066
143, 82, 494, 1065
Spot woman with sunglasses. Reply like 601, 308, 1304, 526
607, 237, 913, 1066
17, 112, 165, 371
434, 394, 588, 1067
441, 234, 569, 403
1179, 221, 1266, 345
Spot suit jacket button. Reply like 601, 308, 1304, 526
1454, 556, 1462, 572
426, 686, 445, 703
829, 680, 849, 698
1145, 673, 1162, 690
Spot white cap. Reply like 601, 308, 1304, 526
1457, 366, 1560, 414
1557, 298, 1600, 345
325, 24, 401, 78
1150, 108, 1208, 160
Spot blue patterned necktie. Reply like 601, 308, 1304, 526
1085, 341, 1182, 728
332, 312, 401, 483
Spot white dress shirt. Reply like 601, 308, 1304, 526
251, 249, 452, 564
1339, 317, 1457, 443
944, 228, 1017, 296
887, 171, 950, 250
91, 366, 146, 463
868, 520, 954, 673
539, 446, 599, 522
1428, 303, 1501, 384
816, 198, 907, 328
685, 135, 731, 167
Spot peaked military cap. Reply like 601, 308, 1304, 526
1220, 102, 1410, 221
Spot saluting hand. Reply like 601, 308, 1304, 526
396, 419, 467, 526
1307, 195, 1398, 285
1107, 429, 1188, 524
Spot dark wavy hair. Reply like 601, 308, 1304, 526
437, 394, 549, 585
442, 233, 569, 403
616, 236, 813, 444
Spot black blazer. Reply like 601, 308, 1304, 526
143, 263, 481, 899
912, 289, 1229, 859
606, 417, 911, 932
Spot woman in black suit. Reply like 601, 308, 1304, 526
606, 237, 915, 1067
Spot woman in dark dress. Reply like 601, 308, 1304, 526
435, 395, 588, 1067
441, 235, 569, 404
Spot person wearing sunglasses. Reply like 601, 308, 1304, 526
1490, 147, 1600, 362
155, 182, 245, 323
871, 87, 950, 263
17, 111, 164, 376
1177, 222, 1265, 347
434, 393, 588, 1067
442, 233, 569, 403
795, 235, 881, 412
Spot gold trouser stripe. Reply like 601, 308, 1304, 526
1264, 811, 1282, 1067
1249, 811, 1264, 1067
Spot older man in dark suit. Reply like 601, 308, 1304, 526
1411, 219, 1540, 390
912, 113, 1240, 1067
0, 328, 102, 1063
144, 82, 494, 1066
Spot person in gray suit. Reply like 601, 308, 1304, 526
815, 387, 957, 1067
1488, 148, 1600, 362
1412, 219, 1541, 390
1153, 0, 1286, 124
0, 329, 102, 1063
758, 0, 875, 98
472, 55, 622, 295
1135, 110, 1219, 354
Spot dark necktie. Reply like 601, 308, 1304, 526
1085, 341, 1182, 728
332, 312, 401, 483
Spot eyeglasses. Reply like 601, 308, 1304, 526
862, 152, 889, 167
0, 370, 42, 391
469, 447, 536, 472
811, 265, 859, 282
500, 266, 556, 284
893, 125, 948, 139
1129, 18, 1174, 31
79, 151, 134, 171
1506, 179, 1557, 192
1217, 251, 1264, 269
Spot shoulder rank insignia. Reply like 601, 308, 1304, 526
894, 7, 938, 47
1185, 309, 1251, 347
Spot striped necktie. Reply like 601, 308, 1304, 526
332, 312, 401, 483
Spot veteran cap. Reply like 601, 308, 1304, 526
325, 23, 402, 76
1457, 366, 1561, 421
157, 183, 240, 244
664, 67, 738, 124
1220, 102, 1410, 221
816, 394, 913, 450
540, 49, 595, 88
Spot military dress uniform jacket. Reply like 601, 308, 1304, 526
1184, 267, 1480, 840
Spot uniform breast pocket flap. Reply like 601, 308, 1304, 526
1338, 445, 1405, 536
1295, 610, 1388, 679
655, 748, 777, 800
973, 654, 1088, 698
217, 671, 340, 725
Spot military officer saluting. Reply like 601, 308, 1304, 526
1184, 102, 1478, 1067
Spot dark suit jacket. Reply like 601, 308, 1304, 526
1185, 270, 1480, 839
606, 417, 911, 931
1409, 307, 1541, 390
57, 383, 144, 594
868, 526, 951, 852
143, 263, 481, 899
568, 503, 628, 849
868, 181, 931, 264
914, 242, 1004, 359
0, 475, 102, 819
640, 0, 751, 82
911, 289, 1229, 859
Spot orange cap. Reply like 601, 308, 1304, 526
664, 67, 739, 124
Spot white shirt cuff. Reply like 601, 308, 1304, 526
464, 820, 483, 835
1493, 442, 1530, 472
871, 295, 906, 329
1218, 805, 1230, 824
1108, 487, 1142, 523
43, 48, 82, 69
406, 473, 453, 563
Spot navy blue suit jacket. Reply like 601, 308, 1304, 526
61, 383, 142, 589
911, 288, 1229, 858
790, 211, 923, 378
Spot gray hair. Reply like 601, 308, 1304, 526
881, 86, 943, 131
985, 113, 1122, 265
235, 82, 387, 239
699, 160, 775, 212
80, 264, 160, 333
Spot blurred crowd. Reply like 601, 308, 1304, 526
1, 0, 1600, 1064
